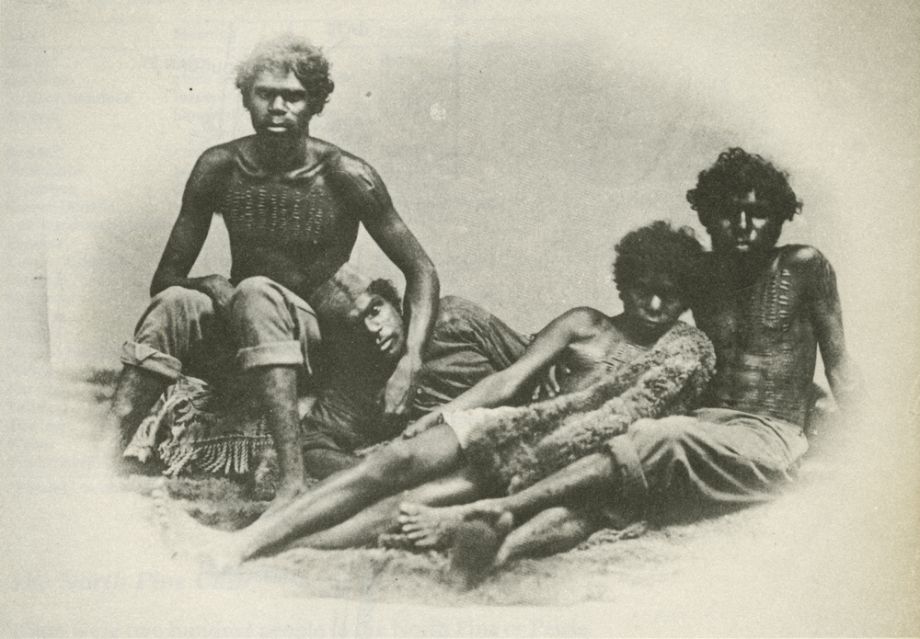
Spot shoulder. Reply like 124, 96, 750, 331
319, 140, 382, 185
191, 139, 242, 174
551, 306, 609, 334
437, 295, 483, 320
777, 244, 833, 271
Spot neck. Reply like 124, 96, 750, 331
254, 132, 310, 171
713, 247, 777, 287
612, 313, 664, 347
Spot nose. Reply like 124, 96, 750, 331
269, 95, 286, 112
648, 294, 663, 312
735, 210, 751, 232
365, 316, 381, 334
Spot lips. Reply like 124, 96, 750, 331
377, 336, 394, 353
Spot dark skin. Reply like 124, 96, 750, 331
152, 274, 691, 567
390, 191, 863, 578
693, 190, 861, 422
117, 68, 438, 502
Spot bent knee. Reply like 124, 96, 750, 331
229, 277, 285, 317
630, 416, 699, 456
151, 286, 212, 312
231, 276, 279, 303
145, 287, 214, 326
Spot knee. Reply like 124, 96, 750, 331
361, 441, 418, 488
150, 286, 213, 316
229, 277, 284, 321
631, 416, 697, 461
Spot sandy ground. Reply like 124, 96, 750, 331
1, 359, 918, 637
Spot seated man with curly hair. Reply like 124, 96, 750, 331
106, 35, 440, 510
395, 148, 865, 587
156, 221, 716, 564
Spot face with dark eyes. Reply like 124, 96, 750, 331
620, 272, 686, 341
347, 292, 406, 361
704, 189, 784, 256
246, 69, 312, 138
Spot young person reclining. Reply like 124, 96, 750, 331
156, 221, 716, 566
395, 148, 865, 588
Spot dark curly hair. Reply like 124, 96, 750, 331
686, 148, 802, 222
367, 278, 402, 315
612, 221, 704, 302
235, 34, 335, 116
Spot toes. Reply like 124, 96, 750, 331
399, 502, 421, 516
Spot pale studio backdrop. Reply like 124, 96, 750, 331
4, 1, 919, 411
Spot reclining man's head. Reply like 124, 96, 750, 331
686, 147, 802, 257
318, 264, 407, 363
612, 221, 704, 343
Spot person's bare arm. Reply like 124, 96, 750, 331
403, 308, 600, 437
342, 161, 440, 419
804, 248, 865, 411
149, 147, 235, 311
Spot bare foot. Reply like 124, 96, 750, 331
397, 502, 467, 549
398, 499, 506, 550
152, 482, 244, 570
447, 510, 514, 590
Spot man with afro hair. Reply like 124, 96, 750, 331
393, 148, 864, 588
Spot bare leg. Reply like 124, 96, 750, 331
251, 366, 305, 511
494, 505, 600, 566
289, 468, 480, 550
106, 365, 168, 469
302, 448, 361, 480
399, 452, 618, 587
400, 452, 617, 549
155, 424, 464, 566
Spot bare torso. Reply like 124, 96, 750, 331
693, 245, 822, 426
553, 312, 652, 395
207, 136, 386, 301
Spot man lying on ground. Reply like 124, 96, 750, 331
105, 34, 439, 509
395, 148, 865, 587
155, 221, 716, 562
123, 270, 539, 480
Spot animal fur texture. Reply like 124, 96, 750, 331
446, 321, 716, 493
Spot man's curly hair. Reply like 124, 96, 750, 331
686, 148, 802, 222
368, 278, 402, 315
235, 34, 335, 116
613, 221, 704, 302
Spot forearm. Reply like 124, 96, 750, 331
401, 260, 439, 363
826, 355, 867, 414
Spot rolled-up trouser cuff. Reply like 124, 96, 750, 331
121, 341, 183, 380
236, 340, 304, 370
604, 434, 650, 523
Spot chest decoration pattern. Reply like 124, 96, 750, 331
221, 173, 346, 246
752, 266, 794, 332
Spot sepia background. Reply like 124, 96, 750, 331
2, 0, 919, 635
